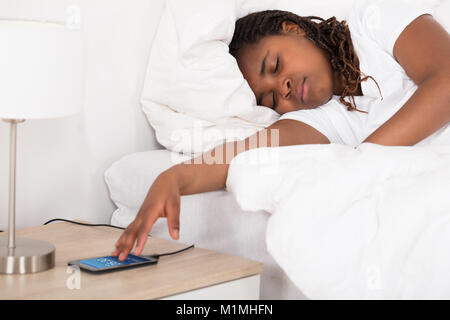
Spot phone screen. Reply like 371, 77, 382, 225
70, 254, 158, 272
79, 254, 149, 268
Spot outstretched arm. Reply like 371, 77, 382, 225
112, 120, 329, 260
363, 15, 450, 146
176, 119, 329, 195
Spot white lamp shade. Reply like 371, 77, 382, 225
0, 20, 83, 119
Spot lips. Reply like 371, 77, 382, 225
301, 78, 308, 103
297, 78, 306, 104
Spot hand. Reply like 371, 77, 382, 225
112, 170, 181, 261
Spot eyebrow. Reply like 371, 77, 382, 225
257, 51, 270, 105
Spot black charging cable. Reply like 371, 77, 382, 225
43, 218, 194, 258
43, 218, 129, 232
143, 245, 195, 260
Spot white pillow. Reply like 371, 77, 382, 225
140, 0, 443, 156
104, 150, 190, 210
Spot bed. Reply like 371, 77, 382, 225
104, 0, 449, 300
106, 140, 450, 299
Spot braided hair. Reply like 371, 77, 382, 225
229, 10, 382, 113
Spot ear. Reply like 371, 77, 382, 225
281, 21, 306, 36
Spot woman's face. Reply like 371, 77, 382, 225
236, 21, 340, 114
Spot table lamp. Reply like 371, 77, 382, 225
0, 20, 83, 274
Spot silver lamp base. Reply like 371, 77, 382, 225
0, 237, 55, 274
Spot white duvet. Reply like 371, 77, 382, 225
226, 143, 450, 299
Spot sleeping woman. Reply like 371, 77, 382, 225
112, 0, 450, 261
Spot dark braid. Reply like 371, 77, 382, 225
229, 10, 382, 113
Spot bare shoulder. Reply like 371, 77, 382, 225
394, 14, 450, 85
267, 119, 330, 146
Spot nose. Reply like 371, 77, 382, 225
280, 78, 292, 99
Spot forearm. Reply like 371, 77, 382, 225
363, 72, 450, 146
166, 130, 277, 195
160, 119, 329, 196
171, 160, 229, 196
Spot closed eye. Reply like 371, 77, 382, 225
274, 56, 279, 73
272, 91, 277, 110
272, 56, 279, 110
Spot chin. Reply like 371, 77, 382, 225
305, 98, 326, 110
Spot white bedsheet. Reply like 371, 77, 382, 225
226, 143, 450, 299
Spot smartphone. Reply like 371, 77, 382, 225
68, 254, 158, 273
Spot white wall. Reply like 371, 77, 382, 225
0, 0, 166, 229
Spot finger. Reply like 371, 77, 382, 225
118, 231, 138, 261
112, 233, 127, 257
118, 234, 134, 261
111, 247, 120, 257
133, 232, 148, 256
134, 210, 160, 256
119, 247, 132, 262
112, 220, 136, 256
166, 199, 180, 240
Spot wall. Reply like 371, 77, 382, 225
0, 0, 165, 229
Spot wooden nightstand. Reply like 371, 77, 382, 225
0, 220, 263, 299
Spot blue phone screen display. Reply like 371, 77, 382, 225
78, 254, 149, 269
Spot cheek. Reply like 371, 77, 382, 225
317, 72, 334, 95
311, 53, 334, 100
314, 75, 334, 106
